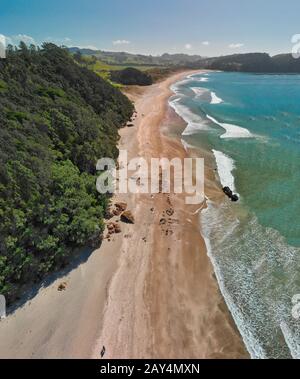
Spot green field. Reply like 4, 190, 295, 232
74, 55, 168, 86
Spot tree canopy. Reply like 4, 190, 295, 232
0, 43, 133, 303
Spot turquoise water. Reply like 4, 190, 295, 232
170, 72, 300, 359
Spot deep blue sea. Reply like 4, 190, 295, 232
170, 72, 300, 359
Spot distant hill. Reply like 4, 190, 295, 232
68, 47, 203, 67
69, 48, 300, 73
189, 53, 300, 73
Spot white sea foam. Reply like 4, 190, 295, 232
186, 73, 197, 79
200, 196, 300, 359
210, 91, 223, 104
207, 114, 253, 139
169, 96, 210, 135
180, 139, 198, 151
198, 77, 209, 82
170, 78, 194, 94
280, 322, 300, 360
212, 150, 237, 192
200, 201, 268, 359
191, 87, 207, 97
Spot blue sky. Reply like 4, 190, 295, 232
1, 0, 300, 56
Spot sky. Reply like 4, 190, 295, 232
1, 0, 300, 56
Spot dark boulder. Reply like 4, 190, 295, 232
121, 211, 135, 224
231, 194, 239, 202
223, 187, 233, 197
223, 187, 239, 202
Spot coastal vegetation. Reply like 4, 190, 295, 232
0, 43, 133, 303
110, 67, 153, 86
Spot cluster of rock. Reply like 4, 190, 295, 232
107, 222, 122, 235
106, 202, 127, 218
223, 187, 239, 202
105, 201, 135, 240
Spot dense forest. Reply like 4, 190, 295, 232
0, 43, 133, 303
110, 67, 153, 86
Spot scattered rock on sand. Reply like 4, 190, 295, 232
58, 282, 67, 292
105, 205, 114, 220
114, 224, 122, 234
113, 202, 128, 216
107, 222, 122, 234
121, 211, 135, 224
166, 208, 174, 217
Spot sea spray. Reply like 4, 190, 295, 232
212, 150, 237, 192
169, 96, 210, 135
210, 91, 223, 104
206, 114, 253, 139
201, 202, 267, 359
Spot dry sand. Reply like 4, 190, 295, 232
0, 71, 249, 359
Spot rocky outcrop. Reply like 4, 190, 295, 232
107, 222, 122, 235
114, 202, 127, 214
106, 202, 128, 218
121, 211, 135, 224
223, 187, 239, 202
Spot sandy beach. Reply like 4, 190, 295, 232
0, 71, 248, 359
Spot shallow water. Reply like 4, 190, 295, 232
171, 72, 300, 359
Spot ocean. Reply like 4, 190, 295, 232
170, 71, 300, 359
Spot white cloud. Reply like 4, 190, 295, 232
229, 43, 244, 49
12, 34, 36, 45
113, 39, 131, 46
0, 34, 6, 46
202, 41, 210, 46
185, 43, 192, 50
0, 34, 36, 47
0, 34, 6, 58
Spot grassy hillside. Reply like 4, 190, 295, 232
0, 43, 133, 303
69, 47, 202, 67
72, 52, 161, 86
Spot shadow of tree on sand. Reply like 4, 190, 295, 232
7, 244, 100, 316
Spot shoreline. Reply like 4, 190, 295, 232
0, 70, 248, 359
93, 70, 249, 359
